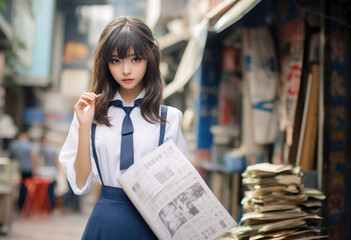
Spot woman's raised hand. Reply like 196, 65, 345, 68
74, 92, 101, 126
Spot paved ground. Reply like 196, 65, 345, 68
0, 196, 93, 240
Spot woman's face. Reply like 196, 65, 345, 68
108, 46, 147, 93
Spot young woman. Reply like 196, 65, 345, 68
59, 16, 187, 239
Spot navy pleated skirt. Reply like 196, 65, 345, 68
82, 185, 158, 240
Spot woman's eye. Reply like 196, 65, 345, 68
111, 59, 120, 64
132, 57, 141, 62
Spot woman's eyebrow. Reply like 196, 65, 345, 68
110, 53, 137, 58
127, 53, 137, 57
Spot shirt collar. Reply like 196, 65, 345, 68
113, 89, 145, 106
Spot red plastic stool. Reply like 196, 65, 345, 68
34, 177, 52, 216
20, 177, 53, 220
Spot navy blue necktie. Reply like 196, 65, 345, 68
109, 98, 142, 170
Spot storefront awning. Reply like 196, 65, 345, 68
206, 0, 237, 22
212, 0, 261, 33
163, 19, 208, 99
163, 0, 261, 99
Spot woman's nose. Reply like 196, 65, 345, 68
122, 63, 131, 75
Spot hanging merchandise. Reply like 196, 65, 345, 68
277, 18, 305, 163
242, 27, 278, 144
218, 47, 241, 129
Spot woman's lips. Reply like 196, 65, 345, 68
122, 78, 133, 83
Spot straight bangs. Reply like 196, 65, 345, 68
103, 25, 152, 62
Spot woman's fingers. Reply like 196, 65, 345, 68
81, 92, 97, 102
74, 99, 90, 110
94, 93, 102, 98
74, 92, 102, 126
79, 92, 102, 105
74, 92, 102, 111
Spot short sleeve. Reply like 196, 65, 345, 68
165, 107, 188, 158
59, 113, 94, 195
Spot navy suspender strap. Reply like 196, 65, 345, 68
158, 105, 168, 146
91, 123, 104, 185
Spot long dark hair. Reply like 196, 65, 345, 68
90, 16, 164, 126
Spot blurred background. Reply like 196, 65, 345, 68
0, 0, 350, 239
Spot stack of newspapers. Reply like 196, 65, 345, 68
219, 163, 327, 240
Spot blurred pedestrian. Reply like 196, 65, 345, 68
9, 130, 38, 210
59, 16, 187, 239
39, 135, 59, 210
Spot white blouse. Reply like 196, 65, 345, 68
59, 90, 188, 195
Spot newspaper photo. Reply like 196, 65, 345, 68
118, 140, 237, 240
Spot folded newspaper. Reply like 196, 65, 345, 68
118, 140, 237, 240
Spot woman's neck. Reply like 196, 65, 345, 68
119, 87, 143, 106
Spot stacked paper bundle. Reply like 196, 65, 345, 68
219, 163, 327, 240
